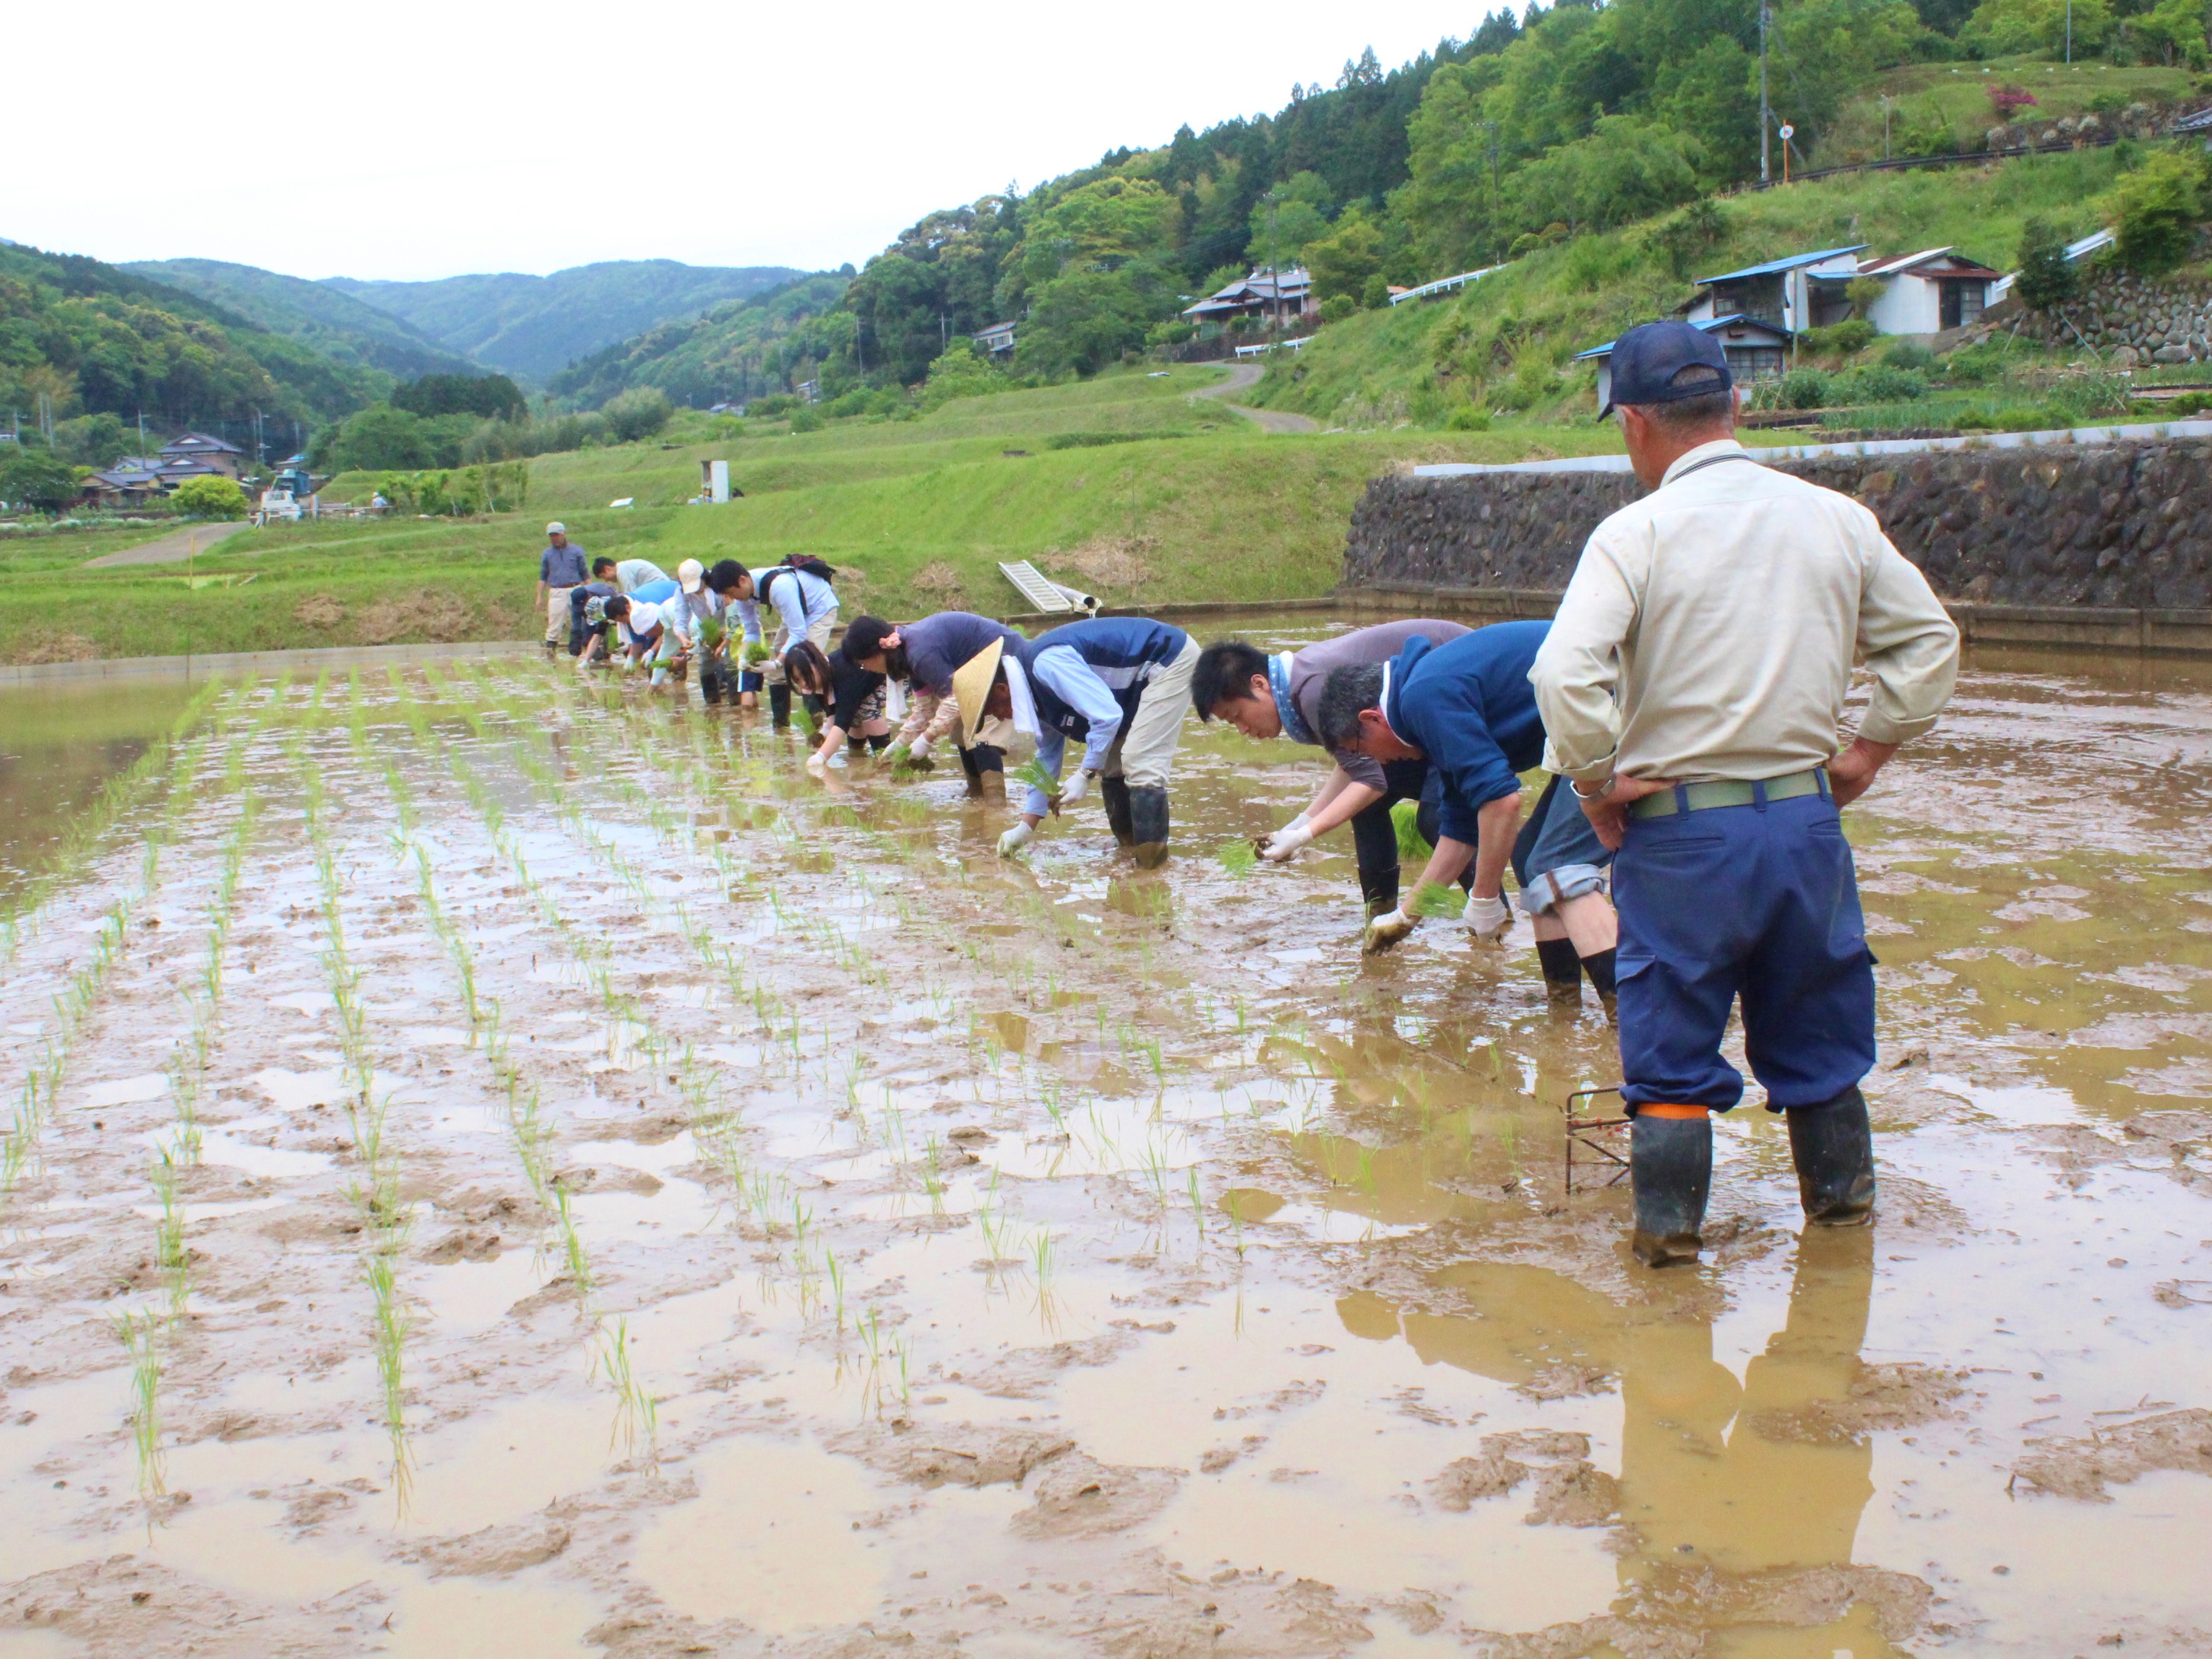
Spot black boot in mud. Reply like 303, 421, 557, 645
1129, 785, 1171, 868
1359, 866, 1400, 922
1536, 938, 1583, 1010
1101, 775, 1135, 846
1581, 946, 1619, 1022
1630, 1111, 1713, 1267
767, 683, 792, 729
958, 742, 1004, 800
1786, 1085, 1877, 1226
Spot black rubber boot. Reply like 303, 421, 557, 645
1786, 1085, 1876, 1226
958, 743, 1005, 801
1630, 1111, 1713, 1268
1358, 864, 1400, 922
1101, 775, 1135, 846
1129, 785, 1171, 868
767, 683, 792, 729
1580, 946, 1619, 1021
1536, 937, 1583, 1009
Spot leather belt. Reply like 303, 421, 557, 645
1629, 768, 1829, 819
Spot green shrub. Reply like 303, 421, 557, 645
1319, 294, 1358, 324
172, 475, 249, 520
603, 386, 674, 442
1779, 368, 1835, 410
1445, 405, 1492, 431
789, 405, 822, 433
1804, 319, 1877, 356
1942, 342, 2003, 383
1852, 364, 1928, 402
0, 447, 81, 514
1360, 273, 1393, 309
2109, 148, 2206, 275
1994, 404, 2058, 431
746, 393, 799, 419
1882, 340, 1936, 371
2164, 389, 2212, 415
2013, 217, 2082, 311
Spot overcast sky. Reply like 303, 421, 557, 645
9, 0, 1485, 284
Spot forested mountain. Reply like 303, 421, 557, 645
546, 273, 853, 408
0, 241, 389, 459
122, 258, 477, 382
324, 260, 807, 382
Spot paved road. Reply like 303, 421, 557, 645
1192, 363, 1320, 434
82, 520, 249, 569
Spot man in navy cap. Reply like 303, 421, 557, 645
1531, 320, 1961, 1267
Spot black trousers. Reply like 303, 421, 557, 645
1345, 759, 1442, 910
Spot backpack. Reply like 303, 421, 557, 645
791, 555, 835, 582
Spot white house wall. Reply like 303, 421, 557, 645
1866, 275, 1942, 336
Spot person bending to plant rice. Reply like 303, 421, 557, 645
877, 611, 1035, 798
785, 616, 900, 772
1316, 621, 1620, 1006
733, 556, 839, 729
600, 592, 692, 690
1191, 621, 1472, 920
957, 616, 1198, 869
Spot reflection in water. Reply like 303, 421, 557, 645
1345, 1231, 1912, 1653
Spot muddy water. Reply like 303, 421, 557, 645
0, 636, 2207, 1659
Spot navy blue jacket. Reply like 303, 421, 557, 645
1382, 621, 1550, 843
1025, 616, 1189, 740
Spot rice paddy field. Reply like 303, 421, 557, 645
1, 621, 2209, 1658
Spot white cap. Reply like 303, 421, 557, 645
546, 521, 566, 535
677, 558, 704, 593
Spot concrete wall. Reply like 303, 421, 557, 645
1338, 436, 2212, 653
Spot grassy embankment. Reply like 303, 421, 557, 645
1812, 57, 2195, 165
1245, 145, 2158, 428
4, 366, 1619, 663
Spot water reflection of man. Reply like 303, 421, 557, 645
1531, 320, 1961, 1266
1342, 1228, 1881, 1647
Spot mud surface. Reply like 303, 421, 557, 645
0, 634, 2209, 1657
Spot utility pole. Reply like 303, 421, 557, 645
1882, 95, 1892, 160
2066, 0, 2073, 62
1759, 0, 1772, 186
1484, 120, 1502, 259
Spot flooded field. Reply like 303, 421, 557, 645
0, 625, 2208, 1659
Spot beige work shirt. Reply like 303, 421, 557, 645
1530, 439, 1961, 784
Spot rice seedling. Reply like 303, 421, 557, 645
598, 1317, 659, 1455
113, 1311, 165, 1498
1217, 840, 1258, 878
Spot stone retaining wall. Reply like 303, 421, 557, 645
2012, 268, 2212, 365
1338, 437, 2212, 647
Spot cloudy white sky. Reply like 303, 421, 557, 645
9, 0, 1484, 283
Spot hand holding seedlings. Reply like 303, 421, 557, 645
1060, 767, 1097, 809
998, 821, 1036, 858
1257, 816, 1313, 862
1361, 905, 1419, 955
1463, 892, 1513, 944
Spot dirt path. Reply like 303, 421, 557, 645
1194, 361, 1320, 434
82, 520, 248, 568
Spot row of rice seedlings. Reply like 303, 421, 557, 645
291, 732, 415, 1502
396, 721, 689, 1452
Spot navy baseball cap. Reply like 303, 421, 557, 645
1600, 319, 1733, 418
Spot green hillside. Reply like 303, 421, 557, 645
324, 259, 811, 383
548, 273, 853, 409
0, 242, 387, 454
121, 258, 477, 383
1246, 146, 2136, 427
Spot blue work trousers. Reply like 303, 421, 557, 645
1614, 784, 1875, 1113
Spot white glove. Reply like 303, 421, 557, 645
1061, 768, 1096, 808
908, 736, 933, 763
804, 752, 829, 777
1361, 906, 1419, 955
1464, 893, 1513, 943
1257, 821, 1314, 862
997, 821, 1035, 858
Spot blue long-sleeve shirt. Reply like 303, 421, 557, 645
1026, 647, 1127, 814
1382, 621, 1551, 844
1019, 618, 1189, 816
